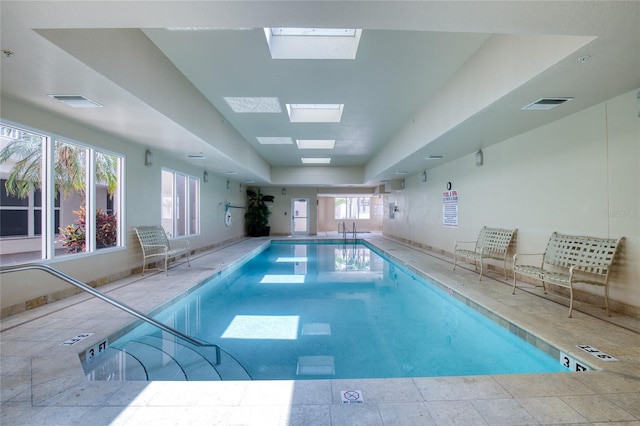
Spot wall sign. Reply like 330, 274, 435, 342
442, 189, 459, 228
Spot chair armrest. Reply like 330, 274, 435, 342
513, 252, 544, 265
171, 240, 190, 250
143, 244, 169, 251
455, 240, 477, 250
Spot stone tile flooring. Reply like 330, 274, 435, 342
1, 235, 639, 425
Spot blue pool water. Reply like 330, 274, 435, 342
91, 242, 568, 380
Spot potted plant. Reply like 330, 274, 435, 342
245, 189, 275, 236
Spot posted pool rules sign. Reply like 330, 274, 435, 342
442, 189, 459, 228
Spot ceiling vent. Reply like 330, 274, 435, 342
522, 97, 573, 110
48, 95, 103, 108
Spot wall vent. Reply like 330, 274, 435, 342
522, 97, 573, 110
49, 95, 103, 108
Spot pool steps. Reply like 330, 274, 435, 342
85, 334, 252, 381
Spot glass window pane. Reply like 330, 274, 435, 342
1, 180, 29, 207
55, 140, 88, 255
0, 125, 45, 264
161, 170, 174, 236
95, 151, 119, 250
176, 173, 187, 237
0, 210, 28, 236
188, 177, 198, 235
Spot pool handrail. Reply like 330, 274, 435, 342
0, 263, 221, 365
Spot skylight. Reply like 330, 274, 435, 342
224, 97, 282, 113
257, 137, 293, 145
301, 158, 331, 164
264, 28, 362, 59
296, 139, 335, 149
287, 104, 344, 123
270, 28, 357, 37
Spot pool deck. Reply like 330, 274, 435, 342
1, 234, 639, 425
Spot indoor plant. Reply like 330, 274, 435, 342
244, 189, 275, 236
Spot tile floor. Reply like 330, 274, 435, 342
1, 235, 639, 425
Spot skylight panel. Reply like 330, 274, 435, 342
224, 97, 282, 113
270, 28, 357, 37
296, 140, 335, 149
301, 158, 331, 164
264, 28, 362, 59
286, 104, 344, 123
257, 137, 293, 145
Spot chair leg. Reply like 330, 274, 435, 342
165, 256, 169, 276
453, 254, 458, 271
478, 258, 483, 281
568, 285, 574, 318
604, 285, 610, 317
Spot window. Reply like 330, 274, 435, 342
334, 197, 371, 220
161, 169, 199, 238
0, 123, 124, 264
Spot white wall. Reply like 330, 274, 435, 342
384, 89, 640, 313
1, 97, 246, 312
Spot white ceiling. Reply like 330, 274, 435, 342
1, 1, 639, 190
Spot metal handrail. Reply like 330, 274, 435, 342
0, 263, 221, 364
352, 222, 357, 238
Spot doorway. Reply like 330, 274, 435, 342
291, 198, 309, 235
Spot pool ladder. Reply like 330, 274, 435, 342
0, 263, 222, 365
339, 222, 357, 240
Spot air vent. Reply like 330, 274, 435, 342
186, 153, 206, 159
522, 98, 573, 110
48, 95, 103, 108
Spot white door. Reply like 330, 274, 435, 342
291, 198, 309, 235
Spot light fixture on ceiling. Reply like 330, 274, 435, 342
257, 136, 293, 145
425, 155, 444, 160
286, 104, 344, 123
49, 94, 103, 108
2, 49, 15, 58
296, 139, 335, 149
578, 55, 591, 63
282, 188, 286, 195
301, 158, 331, 164
395, 171, 408, 175
203, 171, 208, 183
422, 171, 427, 182
144, 150, 153, 167
475, 149, 483, 167
226, 180, 231, 190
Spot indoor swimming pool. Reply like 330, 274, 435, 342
83, 241, 569, 381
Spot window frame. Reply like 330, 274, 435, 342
334, 197, 371, 220
0, 120, 125, 264
161, 168, 200, 239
